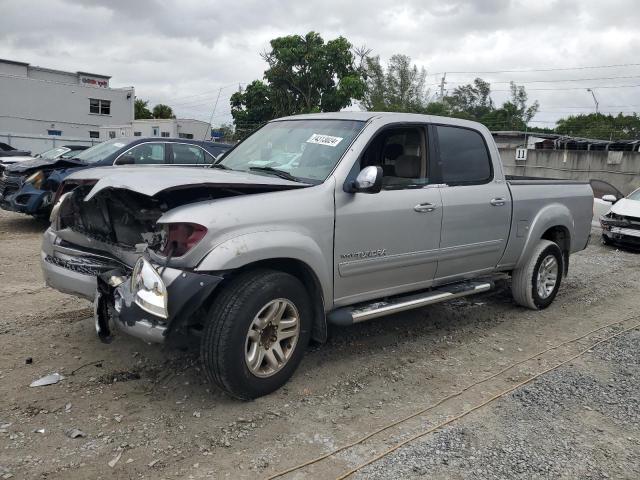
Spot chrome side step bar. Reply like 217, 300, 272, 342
327, 281, 493, 326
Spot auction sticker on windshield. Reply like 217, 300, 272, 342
306, 133, 344, 147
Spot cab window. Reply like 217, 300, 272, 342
360, 127, 428, 189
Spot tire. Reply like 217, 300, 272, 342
201, 269, 312, 400
511, 240, 563, 310
602, 234, 612, 245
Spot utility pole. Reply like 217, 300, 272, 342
587, 88, 599, 114
439, 73, 447, 100
204, 87, 222, 141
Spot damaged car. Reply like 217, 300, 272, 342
600, 186, 640, 249
41, 112, 593, 400
0, 137, 231, 217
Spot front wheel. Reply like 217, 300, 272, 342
201, 269, 312, 400
511, 239, 563, 310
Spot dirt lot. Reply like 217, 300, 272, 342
1, 208, 639, 480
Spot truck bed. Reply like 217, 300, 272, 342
496, 177, 594, 270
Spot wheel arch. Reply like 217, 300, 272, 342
196, 231, 331, 344
227, 258, 328, 343
515, 203, 574, 273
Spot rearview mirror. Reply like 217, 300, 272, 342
602, 194, 617, 203
353, 166, 383, 194
117, 155, 135, 165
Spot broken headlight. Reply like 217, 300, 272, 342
159, 223, 207, 257
24, 170, 45, 189
131, 257, 168, 319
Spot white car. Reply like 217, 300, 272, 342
591, 179, 625, 227
592, 180, 640, 248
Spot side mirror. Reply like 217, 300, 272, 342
353, 166, 383, 194
602, 194, 617, 203
117, 155, 135, 165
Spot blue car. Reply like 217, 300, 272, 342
0, 137, 232, 217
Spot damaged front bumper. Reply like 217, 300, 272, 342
0, 182, 53, 215
95, 259, 222, 344
42, 228, 223, 344
600, 215, 640, 248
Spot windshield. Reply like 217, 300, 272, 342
627, 188, 640, 201
73, 138, 134, 164
60, 149, 85, 159
38, 147, 70, 160
217, 119, 365, 183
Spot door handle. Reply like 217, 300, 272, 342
414, 203, 437, 213
490, 197, 506, 206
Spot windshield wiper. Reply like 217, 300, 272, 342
249, 166, 299, 182
211, 163, 231, 170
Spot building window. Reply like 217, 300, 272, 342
178, 133, 194, 139
89, 131, 99, 139
161, 132, 170, 138
47, 129, 62, 136
89, 98, 111, 115
133, 131, 142, 137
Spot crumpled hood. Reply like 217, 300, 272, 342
6, 156, 84, 174
610, 198, 640, 218
66, 166, 309, 200
0, 155, 35, 165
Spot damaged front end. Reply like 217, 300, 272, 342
94, 258, 221, 344
42, 169, 306, 344
44, 183, 246, 343
600, 212, 640, 249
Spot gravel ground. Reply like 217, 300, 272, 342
0, 209, 639, 480
355, 330, 640, 480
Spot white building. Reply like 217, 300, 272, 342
0, 58, 134, 151
99, 118, 210, 140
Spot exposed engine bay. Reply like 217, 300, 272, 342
54, 183, 284, 254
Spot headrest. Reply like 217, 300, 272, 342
383, 143, 403, 160
395, 155, 421, 178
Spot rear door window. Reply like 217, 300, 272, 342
121, 143, 166, 164
436, 126, 492, 185
172, 144, 205, 165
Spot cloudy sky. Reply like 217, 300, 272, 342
1, 0, 639, 128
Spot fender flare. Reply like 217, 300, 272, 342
195, 230, 332, 310
514, 203, 574, 270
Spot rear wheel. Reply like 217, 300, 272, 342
511, 239, 563, 310
201, 269, 312, 400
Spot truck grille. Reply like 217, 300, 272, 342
44, 254, 127, 276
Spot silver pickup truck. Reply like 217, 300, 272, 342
41, 112, 593, 399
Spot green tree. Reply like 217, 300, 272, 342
152, 104, 175, 119
134, 99, 153, 119
479, 81, 539, 130
230, 80, 276, 137
444, 78, 493, 120
555, 113, 640, 140
362, 54, 429, 112
231, 32, 366, 133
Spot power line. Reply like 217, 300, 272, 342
431, 75, 640, 88
431, 62, 640, 76
491, 83, 640, 92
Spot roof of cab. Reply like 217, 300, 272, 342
273, 111, 490, 132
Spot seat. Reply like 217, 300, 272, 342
394, 155, 421, 178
